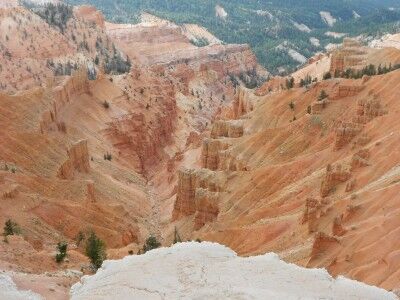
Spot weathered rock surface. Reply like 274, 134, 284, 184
173, 168, 225, 229
320, 164, 351, 197
58, 140, 90, 179
70, 242, 397, 300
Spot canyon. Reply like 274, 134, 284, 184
0, 1, 400, 299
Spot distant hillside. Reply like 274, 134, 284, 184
65, 0, 400, 74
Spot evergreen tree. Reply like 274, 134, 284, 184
285, 77, 294, 89
318, 90, 328, 101
55, 241, 68, 263
142, 236, 161, 253
85, 232, 106, 270
3, 219, 20, 236
323, 72, 332, 80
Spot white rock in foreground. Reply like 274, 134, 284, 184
0, 274, 42, 300
70, 242, 396, 300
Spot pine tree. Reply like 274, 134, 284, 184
3, 219, 20, 236
85, 232, 106, 270
142, 236, 161, 253
55, 241, 68, 263
323, 72, 332, 80
318, 90, 328, 101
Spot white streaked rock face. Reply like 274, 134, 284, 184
320, 11, 337, 27
0, 274, 42, 300
70, 242, 396, 300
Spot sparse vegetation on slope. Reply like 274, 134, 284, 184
31, 3, 73, 33
55, 241, 68, 263
3, 219, 21, 237
85, 232, 107, 270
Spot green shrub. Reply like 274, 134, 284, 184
85, 232, 107, 270
33, 3, 73, 33
3, 219, 20, 237
323, 72, 332, 80
190, 38, 209, 47
103, 152, 112, 161
102, 100, 110, 109
318, 90, 328, 101
103, 53, 131, 75
55, 241, 68, 263
285, 77, 294, 89
142, 236, 161, 253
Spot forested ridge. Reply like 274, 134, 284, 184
66, 0, 400, 74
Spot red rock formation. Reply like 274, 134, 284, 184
332, 215, 347, 236
354, 98, 387, 124
74, 5, 106, 28
334, 122, 363, 150
211, 120, 244, 138
255, 76, 286, 96
173, 169, 197, 219
351, 149, 370, 170
218, 150, 249, 172
345, 178, 356, 192
40, 70, 89, 133
121, 228, 138, 246
311, 99, 328, 114
330, 39, 367, 74
2, 184, 19, 199
310, 232, 340, 261
86, 181, 96, 202
332, 85, 364, 99
320, 164, 351, 197
185, 131, 202, 148
52, 70, 90, 116
233, 87, 254, 118
193, 188, 219, 230
302, 198, 322, 233
58, 140, 90, 180
201, 139, 230, 170
172, 168, 224, 228
355, 133, 371, 146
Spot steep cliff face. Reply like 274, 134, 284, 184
102, 68, 178, 174
40, 69, 90, 134
106, 20, 265, 77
